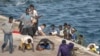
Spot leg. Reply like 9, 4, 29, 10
1, 34, 8, 52
9, 34, 13, 53
21, 28, 28, 35
22, 43, 26, 52
45, 44, 50, 50
27, 27, 34, 37
31, 43, 34, 52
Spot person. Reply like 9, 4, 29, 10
58, 25, 64, 37
36, 38, 54, 51
77, 35, 84, 45
1, 16, 14, 53
71, 28, 77, 42
57, 40, 74, 56
63, 23, 68, 39
87, 43, 99, 54
18, 8, 34, 37
29, 4, 41, 36
49, 24, 58, 36
36, 24, 46, 36
18, 35, 34, 52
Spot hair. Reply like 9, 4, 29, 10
9, 16, 13, 20
27, 39, 32, 43
26, 8, 29, 11
79, 35, 83, 38
51, 24, 55, 27
62, 40, 66, 44
29, 4, 34, 8
42, 24, 46, 27
90, 45, 95, 49
63, 23, 67, 26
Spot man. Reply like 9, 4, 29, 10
63, 23, 68, 39
28, 4, 41, 36
77, 35, 84, 45
19, 8, 34, 37
37, 24, 46, 36
57, 40, 74, 56
18, 35, 34, 52
36, 38, 54, 51
1, 16, 14, 53
49, 24, 58, 35
58, 25, 64, 37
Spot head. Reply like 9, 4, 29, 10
67, 24, 71, 29
9, 16, 13, 23
79, 35, 83, 39
63, 23, 67, 28
51, 24, 55, 30
26, 8, 30, 14
29, 4, 34, 10
27, 39, 32, 44
41, 24, 46, 29
62, 40, 66, 44
71, 28, 76, 34
59, 25, 62, 30
90, 45, 95, 49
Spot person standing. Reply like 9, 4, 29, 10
29, 4, 41, 36
57, 40, 74, 56
1, 16, 14, 53
19, 8, 34, 37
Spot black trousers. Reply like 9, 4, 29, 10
21, 26, 37, 38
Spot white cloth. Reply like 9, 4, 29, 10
38, 26, 42, 31
29, 10, 38, 19
59, 30, 64, 36
21, 35, 33, 44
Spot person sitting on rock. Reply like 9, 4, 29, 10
36, 38, 54, 51
18, 35, 34, 52
49, 24, 58, 36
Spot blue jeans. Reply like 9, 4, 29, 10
40, 44, 50, 50
2, 33, 13, 53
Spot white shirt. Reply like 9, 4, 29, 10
38, 26, 42, 31
1, 22, 13, 34
29, 10, 38, 19
21, 35, 33, 44
59, 30, 64, 36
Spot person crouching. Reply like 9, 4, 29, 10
18, 35, 34, 52
36, 38, 54, 51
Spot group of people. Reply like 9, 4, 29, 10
46, 23, 84, 46
1, 4, 100, 56
0, 4, 76, 56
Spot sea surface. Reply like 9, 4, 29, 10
0, 0, 100, 46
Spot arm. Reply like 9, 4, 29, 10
48, 39, 55, 50
38, 30, 46, 36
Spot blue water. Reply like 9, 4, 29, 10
0, 0, 100, 46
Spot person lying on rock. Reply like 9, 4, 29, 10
18, 35, 34, 52
36, 38, 54, 51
